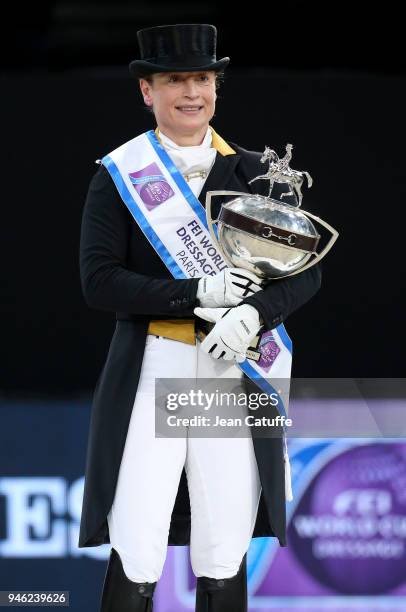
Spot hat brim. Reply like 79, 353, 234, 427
129, 57, 230, 78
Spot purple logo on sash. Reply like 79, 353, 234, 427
129, 162, 174, 210
258, 330, 280, 371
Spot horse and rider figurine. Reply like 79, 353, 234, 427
249, 143, 313, 207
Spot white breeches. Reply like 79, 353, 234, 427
107, 334, 262, 583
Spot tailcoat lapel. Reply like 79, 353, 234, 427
198, 151, 242, 217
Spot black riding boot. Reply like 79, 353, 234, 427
100, 547, 157, 611
195, 553, 248, 612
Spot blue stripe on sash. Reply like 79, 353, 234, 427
101, 154, 185, 279
241, 359, 288, 419
276, 324, 293, 354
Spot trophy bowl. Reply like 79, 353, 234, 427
206, 189, 339, 280
217, 194, 319, 278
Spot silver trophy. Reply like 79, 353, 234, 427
206, 144, 338, 278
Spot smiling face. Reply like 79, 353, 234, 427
139, 71, 218, 145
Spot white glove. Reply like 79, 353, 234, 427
196, 268, 264, 308
194, 304, 262, 362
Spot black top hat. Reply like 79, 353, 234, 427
129, 23, 230, 78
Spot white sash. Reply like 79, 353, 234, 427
100, 129, 293, 500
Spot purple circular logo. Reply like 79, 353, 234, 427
289, 443, 406, 594
140, 180, 173, 209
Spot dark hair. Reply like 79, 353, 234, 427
140, 70, 225, 114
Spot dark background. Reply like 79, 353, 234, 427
2, 1, 405, 396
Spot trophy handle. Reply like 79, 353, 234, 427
280, 209, 339, 278
205, 190, 249, 266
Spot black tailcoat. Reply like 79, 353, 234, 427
78, 136, 322, 548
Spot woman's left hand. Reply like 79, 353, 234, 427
194, 304, 262, 362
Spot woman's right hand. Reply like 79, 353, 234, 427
196, 268, 265, 308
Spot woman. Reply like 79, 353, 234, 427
79, 24, 322, 612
